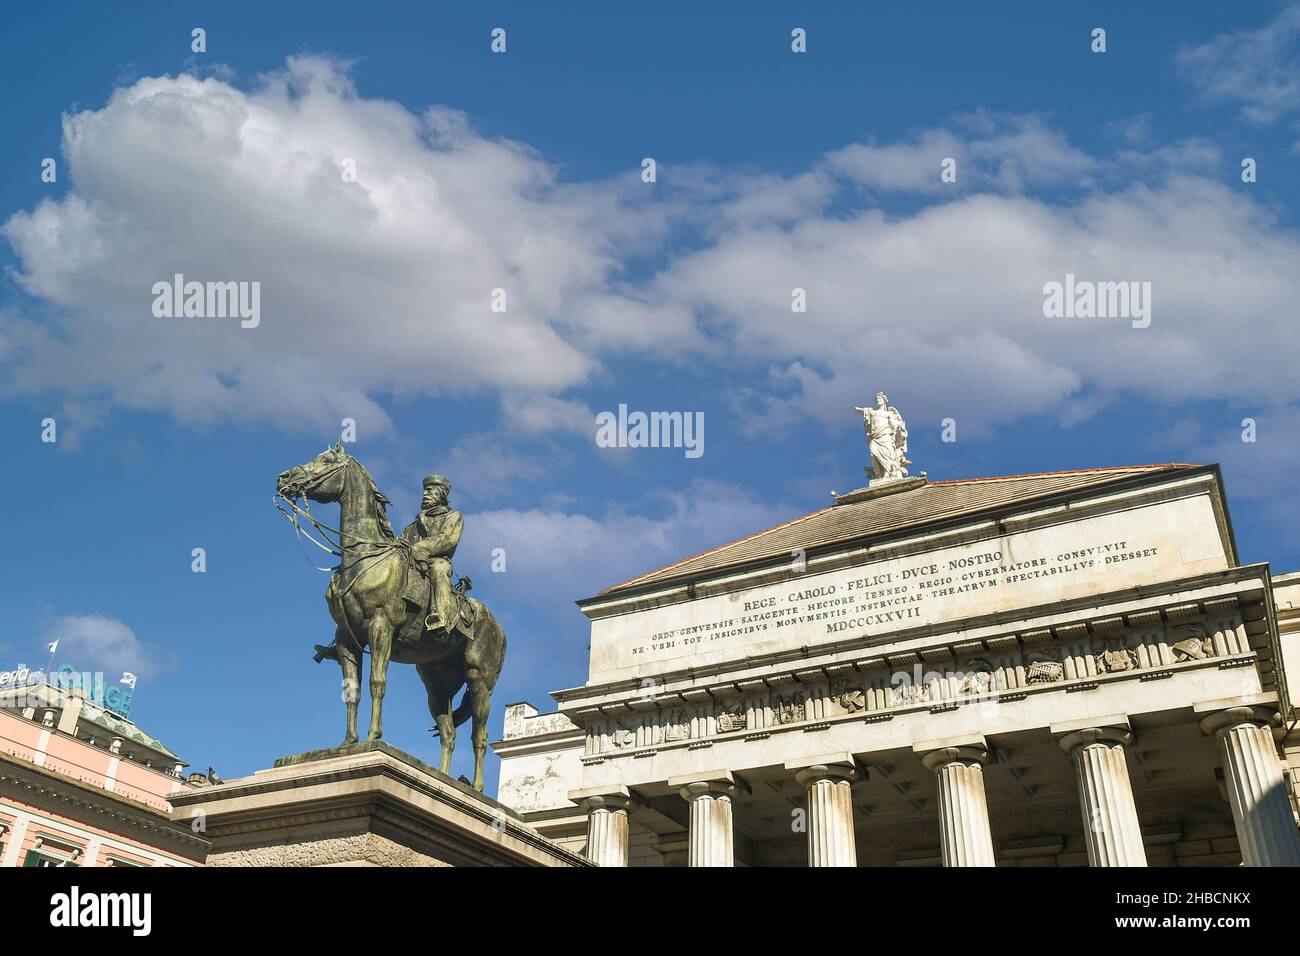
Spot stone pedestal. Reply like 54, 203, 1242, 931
569, 785, 632, 867
170, 741, 589, 867
787, 753, 858, 867
1197, 697, 1300, 867
1053, 716, 1147, 867
916, 736, 996, 868
669, 770, 737, 867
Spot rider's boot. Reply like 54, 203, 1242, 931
313, 642, 340, 663
424, 612, 453, 642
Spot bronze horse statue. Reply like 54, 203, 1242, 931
275, 444, 506, 791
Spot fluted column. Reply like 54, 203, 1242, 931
787, 753, 858, 867
915, 736, 996, 867
1053, 716, 1147, 867
570, 786, 633, 867
1198, 701, 1300, 867
669, 771, 737, 867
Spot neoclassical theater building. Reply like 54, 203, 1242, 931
493, 459, 1300, 867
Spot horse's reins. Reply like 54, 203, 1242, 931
274, 454, 413, 663
275, 491, 405, 593
274, 494, 344, 570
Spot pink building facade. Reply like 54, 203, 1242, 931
0, 683, 209, 867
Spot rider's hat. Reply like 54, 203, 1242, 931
423, 474, 451, 493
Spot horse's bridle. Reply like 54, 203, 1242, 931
274, 455, 405, 587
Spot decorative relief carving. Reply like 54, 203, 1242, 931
621, 613, 1233, 751
1095, 642, 1139, 674
611, 719, 637, 748
1025, 654, 1064, 684
892, 680, 930, 706
959, 658, 996, 697
774, 693, 806, 724
831, 679, 866, 713
1171, 624, 1216, 662
715, 702, 747, 732
663, 709, 691, 742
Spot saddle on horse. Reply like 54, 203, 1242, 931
311, 556, 478, 664
402, 564, 478, 638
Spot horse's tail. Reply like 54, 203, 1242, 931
449, 697, 474, 729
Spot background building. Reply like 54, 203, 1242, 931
494, 464, 1300, 867
0, 682, 209, 867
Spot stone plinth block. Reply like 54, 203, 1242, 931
170, 741, 590, 867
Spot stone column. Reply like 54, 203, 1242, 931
569, 785, 633, 867
1052, 715, 1147, 867
915, 736, 996, 867
786, 753, 858, 867
1196, 697, 1300, 867
668, 771, 738, 867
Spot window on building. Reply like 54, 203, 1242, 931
24, 835, 82, 867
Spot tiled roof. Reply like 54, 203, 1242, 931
82, 704, 179, 761
592, 465, 1202, 599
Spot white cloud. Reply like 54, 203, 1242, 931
41, 614, 172, 681
824, 113, 1098, 194
435, 433, 548, 503
644, 174, 1300, 433
1177, 4, 1300, 123
4, 62, 1298, 456
499, 393, 594, 437
460, 480, 795, 606
2, 57, 660, 434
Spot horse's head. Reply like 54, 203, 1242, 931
276, 442, 351, 503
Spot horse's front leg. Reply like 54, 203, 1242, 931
365, 616, 393, 741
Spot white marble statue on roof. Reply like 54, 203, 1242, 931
854, 391, 911, 483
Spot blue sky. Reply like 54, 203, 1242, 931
1, 2, 1298, 788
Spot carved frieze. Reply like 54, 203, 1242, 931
580, 603, 1250, 755
1095, 642, 1140, 674
663, 709, 691, 742
715, 701, 747, 732
774, 693, 805, 724
1025, 653, 1064, 685
1171, 625, 1216, 662
831, 679, 866, 713
611, 719, 637, 748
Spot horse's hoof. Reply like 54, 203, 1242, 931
341, 737, 358, 747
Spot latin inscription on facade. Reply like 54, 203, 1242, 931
587, 495, 1228, 682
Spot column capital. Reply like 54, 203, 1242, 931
668, 769, 741, 801
1194, 694, 1282, 737
914, 734, 990, 771
568, 784, 634, 813
1051, 714, 1132, 754
785, 752, 859, 788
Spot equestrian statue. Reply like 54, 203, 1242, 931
275, 444, 506, 791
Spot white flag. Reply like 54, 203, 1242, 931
46, 640, 59, 655
120, 672, 137, 689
